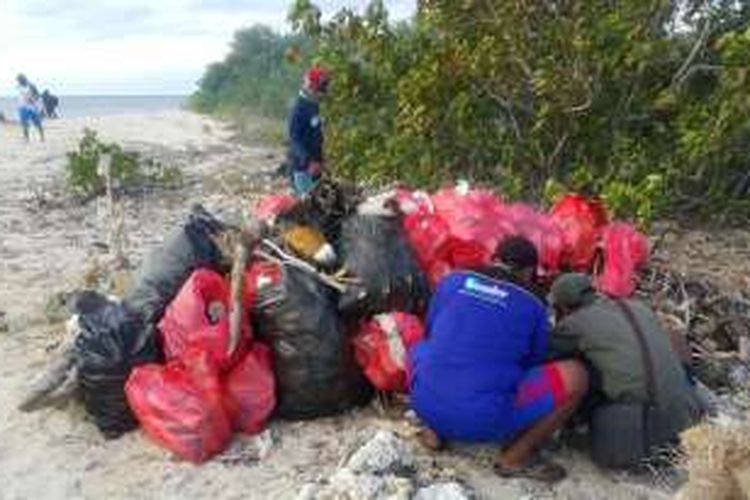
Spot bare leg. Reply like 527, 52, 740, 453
497, 360, 588, 474
417, 426, 445, 451
33, 115, 45, 142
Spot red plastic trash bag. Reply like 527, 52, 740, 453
125, 349, 232, 463
398, 187, 510, 285
158, 269, 249, 370
353, 312, 425, 392
223, 342, 276, 435
400, 206, 451, 284
253, 194, 297, 223
550, 194, 608, 271
242, 260, 283, 310
595, 222, 649, 298
432, 237, 488, 274
431, 187, 512, 262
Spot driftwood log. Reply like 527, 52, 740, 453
227, 218, 264, 357
18, 319, 80, 412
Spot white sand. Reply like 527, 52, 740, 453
0, 111, 673, 499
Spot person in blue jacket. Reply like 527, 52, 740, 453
409, 236, 589, 482
286, 66, 329, 196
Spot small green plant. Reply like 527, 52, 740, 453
65, 128, 182, 198
600, 174, 664, 228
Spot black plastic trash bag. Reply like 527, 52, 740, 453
123, 204, 226, 335
72, 295, 160, 438
254, 264, 371, 419
338, 215, 429, 318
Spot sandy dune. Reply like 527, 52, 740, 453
0, 111, 672, 499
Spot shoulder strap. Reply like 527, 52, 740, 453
614, 299, 657, 406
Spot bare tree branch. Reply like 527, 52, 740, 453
672, 18, 713, 86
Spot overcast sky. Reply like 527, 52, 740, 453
0, 0, 414, 96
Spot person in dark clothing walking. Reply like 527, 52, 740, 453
286, 66, 329, 196
41, 90, 60, 119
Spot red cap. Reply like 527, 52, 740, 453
304, 66, 330, 93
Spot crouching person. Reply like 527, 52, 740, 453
409, 237, 588, 483
548, 273, 703, 469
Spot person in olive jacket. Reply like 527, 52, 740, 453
548, 273, 702, 467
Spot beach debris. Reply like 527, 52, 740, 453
413, 482, 472, 500
346, 430, 415, 476
19, 292, 113, 412
18, 336, 78, 412
322, 468, 413, 500
296, 430, 475, 500
637, 260, 750, 393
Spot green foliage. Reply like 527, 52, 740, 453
285, 0, 750, 223
65, 128, 182, 198
190, 25, 311, 120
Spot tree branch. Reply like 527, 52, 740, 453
672, 18, 713, 87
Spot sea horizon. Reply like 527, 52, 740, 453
0, 94, 188, 119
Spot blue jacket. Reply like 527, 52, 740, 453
287, 92, 323, 172
409, 271, 548, 442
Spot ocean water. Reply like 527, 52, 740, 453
0, 95, 186, 120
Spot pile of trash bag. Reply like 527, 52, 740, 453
72, 205, 230, 440
61, 180, 651, 463
127, 265, 275, 462
393, 185, 647, 294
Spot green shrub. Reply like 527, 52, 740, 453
190, 25, 311, 120
285, 0, 750, 224
65, 128, 182, 198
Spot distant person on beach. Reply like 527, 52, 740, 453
286, 65, 330, 196
41, 90, 60, 119
16, 74, 44, 142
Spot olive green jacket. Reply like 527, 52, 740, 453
551, 297, 696, 408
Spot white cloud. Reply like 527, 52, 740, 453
0, 0, 415, 96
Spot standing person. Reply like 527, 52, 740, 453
409, 236, 589, 483
16, 74, 44, 142
548, 273, 703, 469
41, 90, 60, 119
286, 66, 329, 196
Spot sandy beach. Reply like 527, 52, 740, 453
0, 111, 676, 499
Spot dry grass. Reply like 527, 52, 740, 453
676, 422, 750, 500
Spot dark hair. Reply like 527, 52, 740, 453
494, 236, 538, 271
